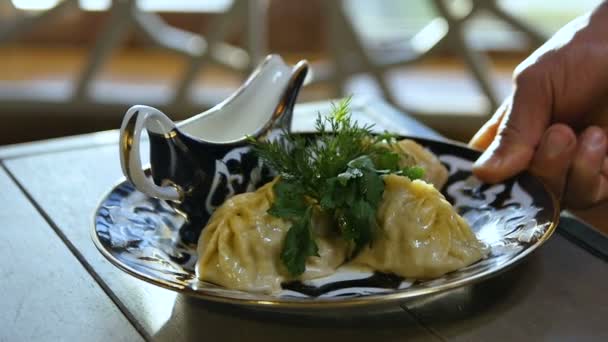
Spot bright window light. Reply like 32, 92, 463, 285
12, 0, 60, 11
137, 0, 233, 13
12, 0, 233, 12
79, 0, 110, 11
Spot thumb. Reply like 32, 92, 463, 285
473, 71, 552, 183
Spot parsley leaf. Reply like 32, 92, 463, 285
373, 151, 400, 171
268, 180, 307, 220
280, 207, 318, 276
314, 155, 384, 256
402, 165, 425, 180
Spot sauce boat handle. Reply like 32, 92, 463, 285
119, 105, 182, 201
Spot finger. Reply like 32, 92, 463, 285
469, 99, 510, 151
563, 126, 608, 209
602, 158, 608, 177
529, 124, 577, 200
473, 70, 553, 183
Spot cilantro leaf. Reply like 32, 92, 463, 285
280, 206, 319, 276
337, 167, 362, 185
347, 155, 375, 170
361, 168, 384, 206
320, 156, 383, 254
268, 180, 308, 219
373, 151, 400, 171
403, 166, 425, 180
319, 177, 339, 210
350, 199, 376, 250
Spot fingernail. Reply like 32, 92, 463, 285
473, 145, 502, 170
544, 129, 570, 158
584, 128, 605, 150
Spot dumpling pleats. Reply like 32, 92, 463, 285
388, 139, 449, 190
196, 178, 347, 294
351, 174, 486, 278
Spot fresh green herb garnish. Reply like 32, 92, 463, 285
279, 206, 318, 276
402, 165, 425, 181
251, 97, 425, 276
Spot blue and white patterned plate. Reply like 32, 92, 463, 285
92, 136, 559, 313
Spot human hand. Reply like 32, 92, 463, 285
469, 1, 608, 209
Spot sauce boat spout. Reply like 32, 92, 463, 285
177, 54, 309, 143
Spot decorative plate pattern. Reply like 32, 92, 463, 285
92, 136, 558, 311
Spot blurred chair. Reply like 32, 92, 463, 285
0, 0, 271, 144
0, 0, 267, 110
0, 0, 597, 144
315, 0, 547, 139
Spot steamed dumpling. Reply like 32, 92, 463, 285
388, 139, 449, 189
351, 174, 486, 278
196, 178, 347, 294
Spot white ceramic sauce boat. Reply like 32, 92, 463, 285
119, 54, 309, 243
